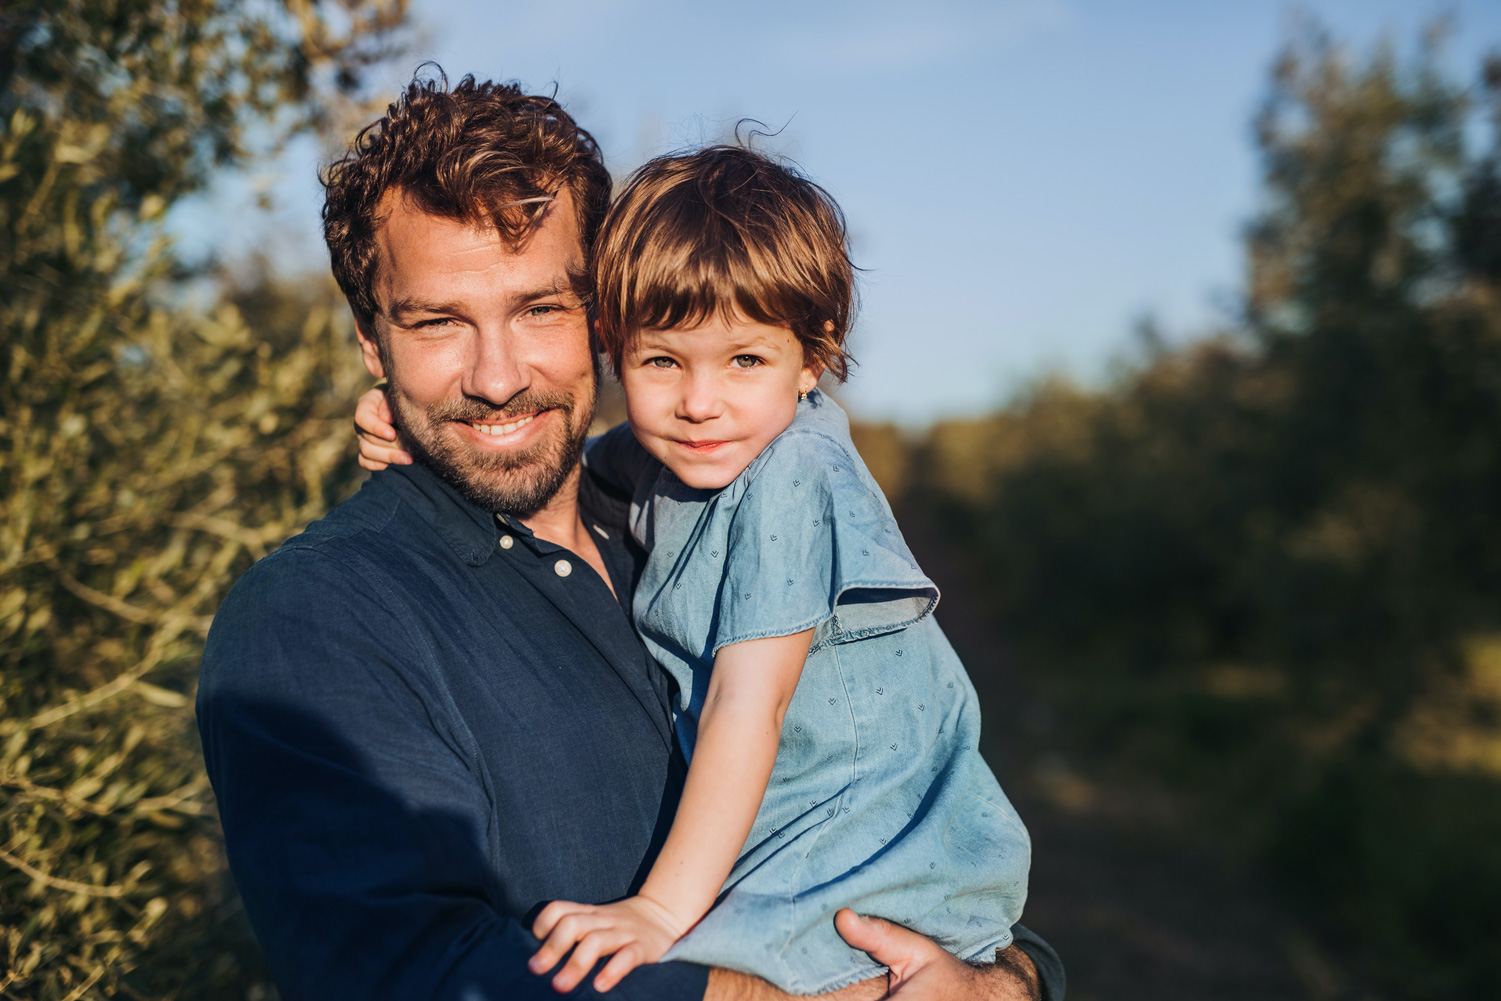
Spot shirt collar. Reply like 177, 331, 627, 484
378, 462, 502, 568
377, 460, 622, 568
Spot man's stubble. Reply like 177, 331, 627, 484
386, 357, 599, 517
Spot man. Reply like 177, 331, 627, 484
198, 73, 1064, 1000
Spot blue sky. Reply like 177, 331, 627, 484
185, 0, 1501, 424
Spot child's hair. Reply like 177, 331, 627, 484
593, 145, 855, 381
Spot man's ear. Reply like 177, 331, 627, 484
356, 318, 386, 379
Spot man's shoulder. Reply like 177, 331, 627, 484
213, 476, 427, 625
278, 474, 403, 554
201, 478, 440, 700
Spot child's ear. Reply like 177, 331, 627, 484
356, 318, 386, 380
799, 360, 825, 396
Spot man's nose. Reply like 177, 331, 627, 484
463, 328, 526, 404
676, 370, 723, 423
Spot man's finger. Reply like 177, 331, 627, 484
834, 909, 923, 971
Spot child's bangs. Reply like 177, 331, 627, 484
624, 229, 804, 338
594, 145, 854, 379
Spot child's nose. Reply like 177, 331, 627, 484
676, 373, 722, 422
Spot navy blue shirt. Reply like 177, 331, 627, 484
197, 461, 710, 1000
198, 459, 1066, 1001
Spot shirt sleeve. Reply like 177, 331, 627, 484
584, 421, 662, 496
1010, 923, 1067, 1001
712, 430, 939, 654
197, 547, 708, 1001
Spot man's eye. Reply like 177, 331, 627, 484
417, 318, 455, 329
732, 355, 764, 368
526, 304, 561, 317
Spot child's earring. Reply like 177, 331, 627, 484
798, 389, 808, 402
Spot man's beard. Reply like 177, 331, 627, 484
388, 378, 597, 517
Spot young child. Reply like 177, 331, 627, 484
355, 146, 1029, 995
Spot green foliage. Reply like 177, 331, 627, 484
0, 1, 405, 996
899, 32, 1501, 998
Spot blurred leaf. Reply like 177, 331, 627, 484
0, 0, 407, 997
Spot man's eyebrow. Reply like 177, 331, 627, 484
384, 281, 582, 322
510, 280, 576, 305
386, 298, 454, 320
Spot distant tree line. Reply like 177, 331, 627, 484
876, 28, 1501, 999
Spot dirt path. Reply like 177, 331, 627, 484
904, 523, 1337, 1001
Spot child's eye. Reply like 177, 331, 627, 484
731, 355, 764, 368
646, 356, 677, 369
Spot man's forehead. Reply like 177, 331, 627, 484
371, 188, 584, 295
373, 187, 582, 248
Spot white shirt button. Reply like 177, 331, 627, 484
498, 535, 514, 550
554, 559, 573, 577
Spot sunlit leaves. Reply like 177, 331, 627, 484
1, 1, 405, 996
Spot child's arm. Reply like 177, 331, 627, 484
353, 386, 413, 470
529, 628, 816, 994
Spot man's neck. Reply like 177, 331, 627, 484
518, 464, 615, 598
517, 462, 586, 545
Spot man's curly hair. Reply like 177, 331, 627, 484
321, 70, 612, 330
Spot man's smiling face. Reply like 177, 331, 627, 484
356, 188, 597, 515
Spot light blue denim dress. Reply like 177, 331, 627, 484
585, 390, 1029, 994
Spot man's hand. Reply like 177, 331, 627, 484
834, 910, 1041, 1000
704, 911, 1041, 1001
529, 895, 686, 993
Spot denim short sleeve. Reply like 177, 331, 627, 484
712, 429, 938, 653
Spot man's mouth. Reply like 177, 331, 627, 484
467, 413, 538, 436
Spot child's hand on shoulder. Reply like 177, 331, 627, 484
529, 894, 687, 993
354, 385, 412, 470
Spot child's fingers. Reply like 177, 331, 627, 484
593, 944, 647, 993
355, 387, 397, 440
356, 425, 412, 464
356, 437, 411, 470
552, 929, 620, 994
532, 899, 584, 940
529, 904, 590, 973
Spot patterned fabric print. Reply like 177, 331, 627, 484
588, 391, 1030, 995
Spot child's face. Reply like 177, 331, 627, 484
620, 315, 821, 489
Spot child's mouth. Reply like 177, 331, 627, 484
675, 439, 730, 454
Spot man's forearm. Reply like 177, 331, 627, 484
978, 945, 1042, 1000
703, 945, 1039, 1001
705, 969, 887, 1001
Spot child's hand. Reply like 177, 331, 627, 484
354, 386, 412, 470
529, 894, 686, 993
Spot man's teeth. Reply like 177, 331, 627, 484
472, 415, 536, 436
